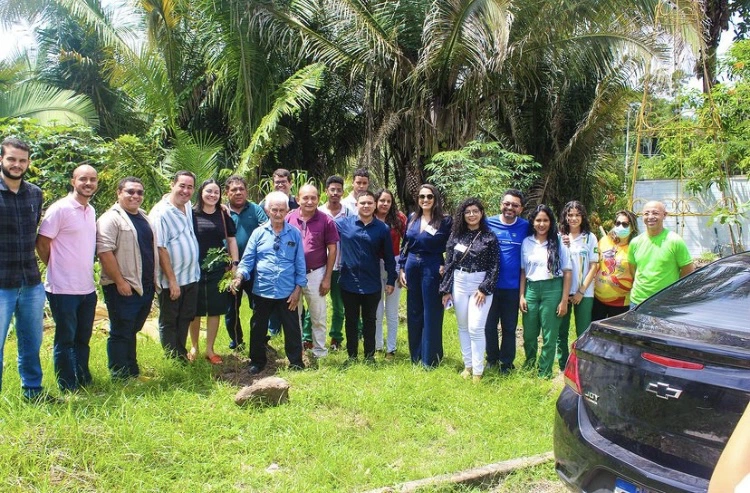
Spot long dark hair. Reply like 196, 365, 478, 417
375, 188, 404, 237
529, 204, 562, 276
452, 197, 488, 236
559, 200, 591, 235
193, 179, 221, 213
409, 184, 445, 229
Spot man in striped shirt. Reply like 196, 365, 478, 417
149, 171, 200, 360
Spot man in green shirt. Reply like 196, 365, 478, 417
628, 201, 695, 306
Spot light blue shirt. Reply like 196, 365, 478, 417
237, 221, 307, 299
149, 198, 200, 288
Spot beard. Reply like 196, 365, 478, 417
1, 162, 27, 180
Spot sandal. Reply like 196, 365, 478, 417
187, 348, 198, 362
205, 354, 223, 365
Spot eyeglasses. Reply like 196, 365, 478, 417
273, 235, 281, 251
502, 202, 521, 208
464, 209, 481, 216
418, 194, 434, 200
123, 189, 144, 196
615, 220, 630, 227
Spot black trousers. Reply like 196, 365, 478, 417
341, 290, 381, 359
158, 282, 198, 359
249, 295, 304, 369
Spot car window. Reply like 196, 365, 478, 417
638, 256, 750, 333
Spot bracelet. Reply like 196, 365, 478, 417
577, 289, 585, 295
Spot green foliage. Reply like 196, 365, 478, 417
0, 118, 168, 211
638, 41, 750, 192
425, 141, 541, 213
201, 247, 234, 292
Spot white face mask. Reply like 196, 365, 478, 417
614, 225, 631, 238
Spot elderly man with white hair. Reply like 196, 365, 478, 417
231, 191, 307, 374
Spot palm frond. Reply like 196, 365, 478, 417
0, 82, 98, 126
236, 63, 326, 176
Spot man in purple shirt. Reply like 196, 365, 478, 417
286, 184, 339, 360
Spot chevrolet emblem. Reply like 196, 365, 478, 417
646, 382, 682, 400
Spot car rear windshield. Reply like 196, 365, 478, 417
637, 255, 750, 333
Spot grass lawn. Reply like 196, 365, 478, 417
0, 295, 565, 492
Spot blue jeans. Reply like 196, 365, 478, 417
47, 291, 97, 391
103, 284, 154, 379
0, 283, 46, 398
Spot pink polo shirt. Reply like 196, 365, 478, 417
39, 195, 97, 294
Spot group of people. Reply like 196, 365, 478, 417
0, 135, 697, 402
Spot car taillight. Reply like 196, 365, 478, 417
563, 342, 582, 394
641, 352, 704, 370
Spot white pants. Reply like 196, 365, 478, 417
453, 270, 492, 375
375, 256, 400, 352
299, 266, 328, 357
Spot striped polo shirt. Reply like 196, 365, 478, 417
149, 197, 200, 288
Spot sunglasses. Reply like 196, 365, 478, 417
123, 189, 145, 196
273, 235, 281, 251
615, 220, 630, 227
418, 194, 434, 200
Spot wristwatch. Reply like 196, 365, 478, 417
231, 260, 239, 266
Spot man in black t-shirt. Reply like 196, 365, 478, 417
97, 177, 158, 380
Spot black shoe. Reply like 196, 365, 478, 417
24, 392, 62, 405
364, 356, 376, 365
342, 357, 357, 368
288, 363, 305, 371
230, 340, 245, 351
486, 361, 498, 371
500, 363, 516, 375
248, 365, 263, 375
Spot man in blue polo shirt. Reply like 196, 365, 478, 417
224, 175, 267, 350
336, 190, 396, 362
484, 190, 529, 374
231, 191, 307, 375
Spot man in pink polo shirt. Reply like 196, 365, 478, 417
286, 184, 339, 360
37, 164, 98, 392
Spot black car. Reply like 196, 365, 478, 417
554, 252, 750, 493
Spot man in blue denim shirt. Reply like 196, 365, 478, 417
232, 191, 307, 374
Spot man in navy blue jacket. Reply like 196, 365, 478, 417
335, 190, 397, 362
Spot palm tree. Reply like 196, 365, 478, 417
247, 0, 697, 209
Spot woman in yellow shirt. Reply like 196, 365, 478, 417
592, 210, 639, 320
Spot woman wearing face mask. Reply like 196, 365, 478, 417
591, 210, 639, 321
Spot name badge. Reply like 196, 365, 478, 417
425, 225, 437, 236
455, 243, 468, 253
